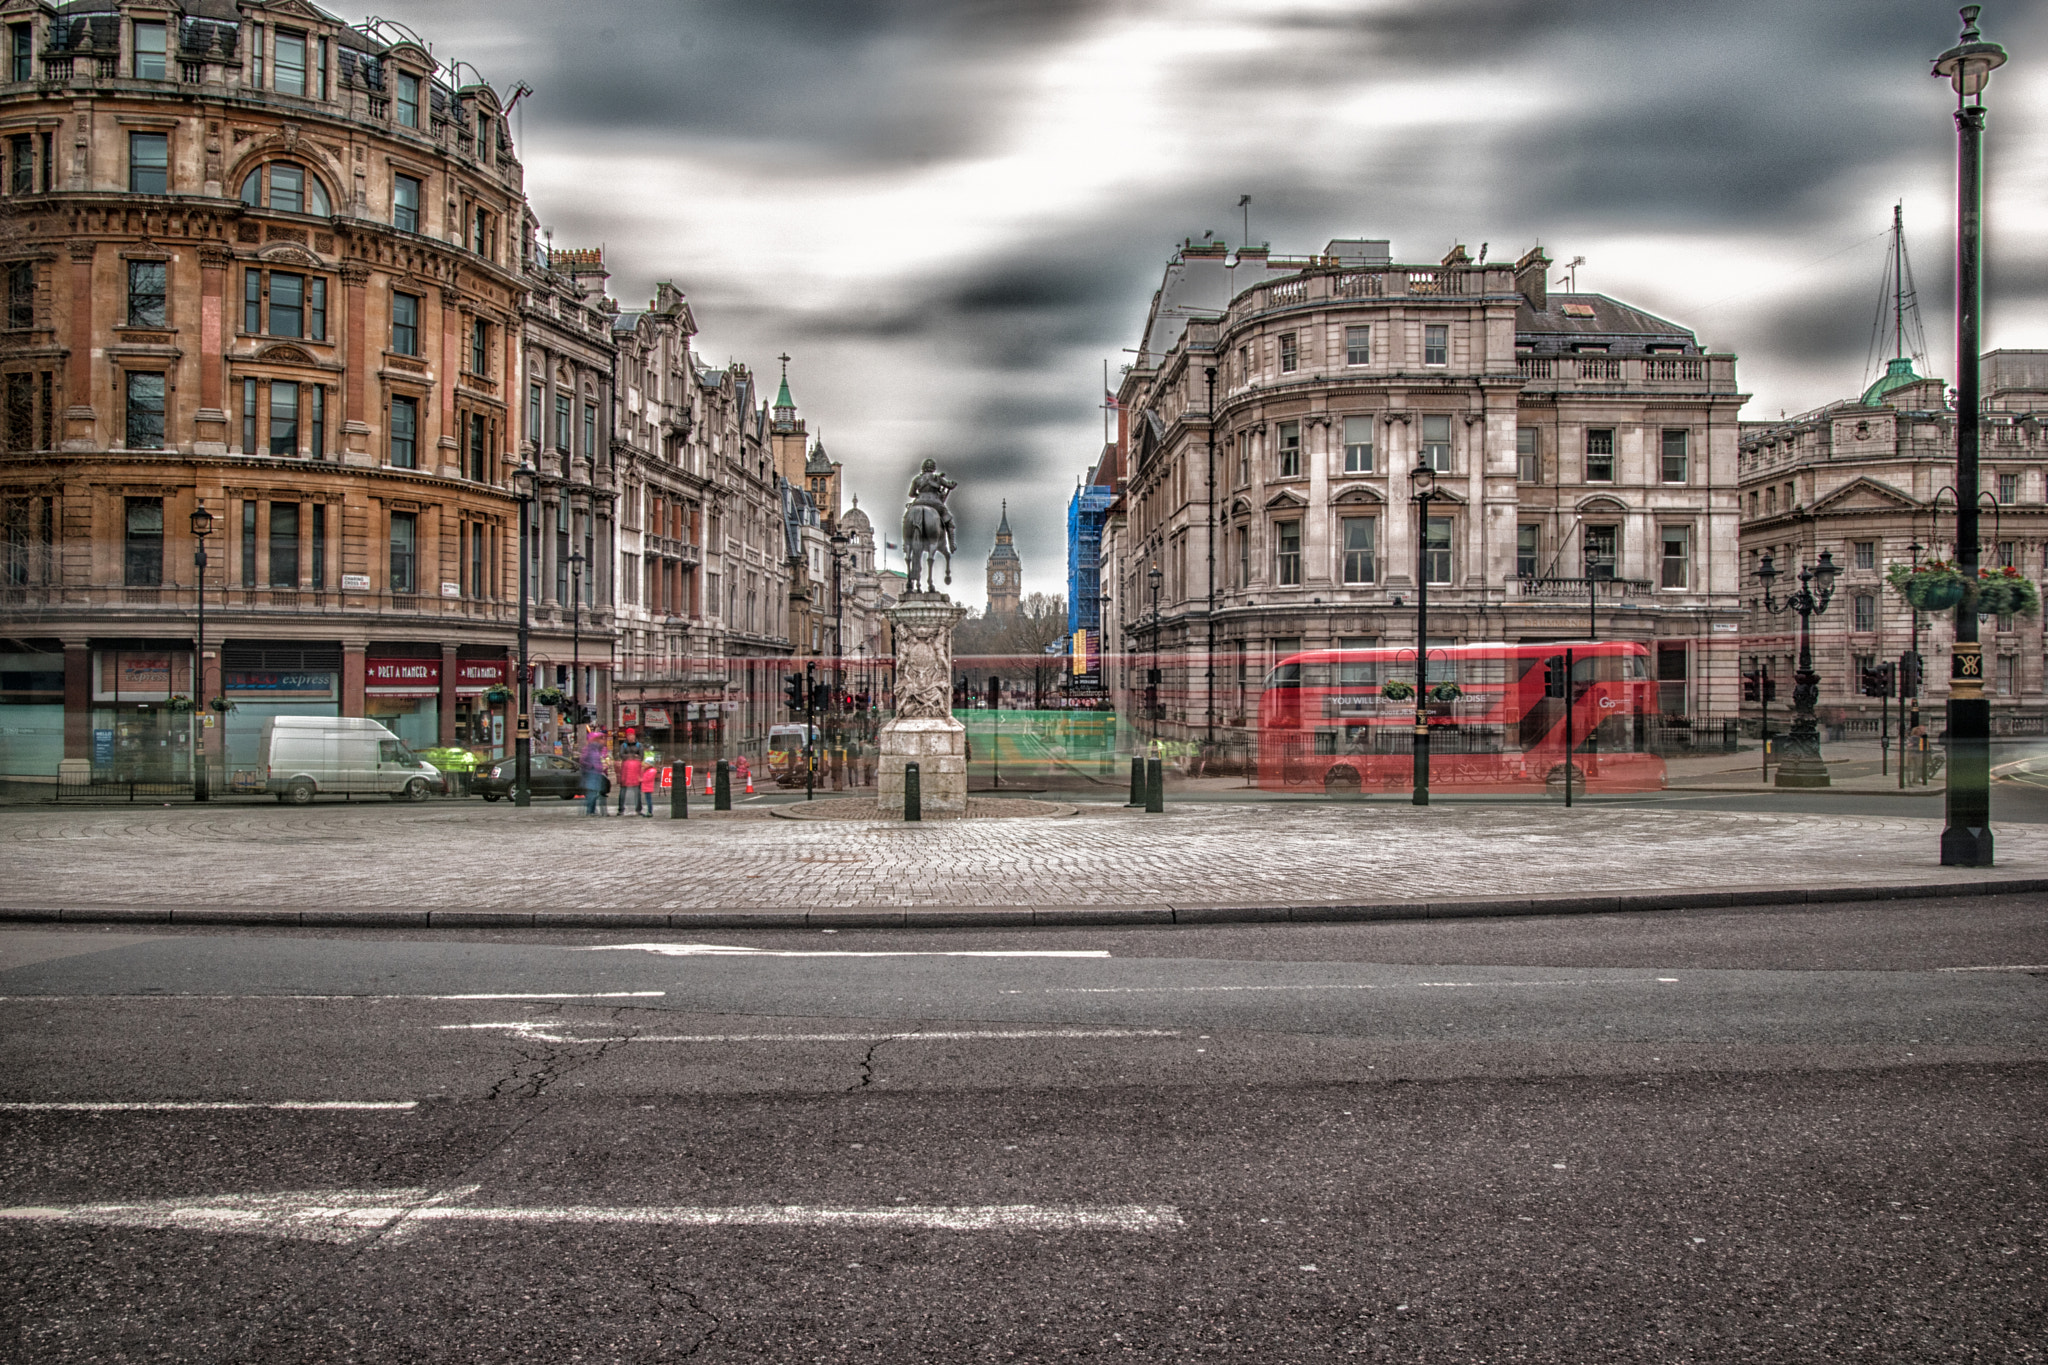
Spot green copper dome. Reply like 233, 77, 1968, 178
1861, 356, 1922, 407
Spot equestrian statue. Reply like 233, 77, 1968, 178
901, 458, 958, 594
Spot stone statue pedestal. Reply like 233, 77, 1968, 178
879, 592, 968, 814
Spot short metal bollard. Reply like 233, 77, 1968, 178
904, 761, 921, 822
1127, 755, 1144, 807
1145, 756, 1164, 813
669, 765, 687, 819
715, 760, 731, 811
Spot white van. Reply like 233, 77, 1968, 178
261, 716, 444, 803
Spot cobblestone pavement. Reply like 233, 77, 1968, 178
1, 798, 2040, 913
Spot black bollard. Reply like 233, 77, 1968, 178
669, 764, 687, 819
1127, 755, 1144, 807
905, 761, 921, 822
1145, 756, 1164, 813
715, 760, 731, 811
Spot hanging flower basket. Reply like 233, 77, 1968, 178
483, 684, 513, 705
166, 693, 195, 714
1975, 567, 2041, 618
1429, 682, 1463, 703
208, 696, 236, 714
1885, 560, 1968, 612
533, 685, 564, 708
1379, 679, 1414, 702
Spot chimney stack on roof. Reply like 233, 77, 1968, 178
1514, 246, 1551, 312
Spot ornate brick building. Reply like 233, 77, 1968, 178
0, 2, 532, 783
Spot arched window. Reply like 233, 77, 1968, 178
237, 161, 331, 216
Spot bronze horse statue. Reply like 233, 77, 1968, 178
902, 459, 956, 593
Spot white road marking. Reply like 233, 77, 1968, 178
1045, 979, 1586, 994
583, 943, 1111, 959
0, 1187, 1182, 1244
0, 1101, 417, 1112
1935, 964, 2048, 972
440, 1022, 1180, 1045
0, 992, 665, 1002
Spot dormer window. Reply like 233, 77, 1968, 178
273, 30, 306, 95
239, 162, 332, 216
396, 71, 420, 128
133, 21, 166, 80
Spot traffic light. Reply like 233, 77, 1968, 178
1762, 673, 1777, 702
1860, 662, 1896, 698
987, 675, 1001, 711
1900, 652, 1924, 694
783, 672, 805, 713
1743, 670, 1760, 703
1546, 657, 1568, 699
811, 680, 831, 713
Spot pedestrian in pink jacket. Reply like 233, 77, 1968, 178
619, 748, 644, 816
638, 755, 659, 817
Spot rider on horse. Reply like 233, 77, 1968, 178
908, 459, 958, 557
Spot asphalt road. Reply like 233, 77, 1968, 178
3, 899, 2044, 1363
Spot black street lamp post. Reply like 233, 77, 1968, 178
568, 549, 587, 735
1754, 549, 1839, 788
189, 502, 214, 802
1147, 562, 1163, 742
1409, 466, 1448, 806
830, 530, 849, 752
512, 465, 535, 807
1933, 5, 2005, 865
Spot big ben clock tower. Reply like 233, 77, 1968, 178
986, 502, 1022, 617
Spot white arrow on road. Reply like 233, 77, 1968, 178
0, 1187, 1183, 1244
583, 943, 1111, 958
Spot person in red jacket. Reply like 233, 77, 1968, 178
619, 746, 644, 817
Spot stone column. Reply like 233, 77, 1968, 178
194, 244, 231, 453
339, 261, 372, 466
440, 642, 459, 744
877, 592, 967, 814
61, 240, 97, 449
61, 639, 91, 775
341, 644, 366, 718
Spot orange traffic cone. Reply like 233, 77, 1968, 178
703, 768, 714, 796
744, 773, 755, 794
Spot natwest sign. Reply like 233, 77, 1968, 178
364, 658, 441, 693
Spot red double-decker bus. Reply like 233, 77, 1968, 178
1257, 640, 1666, 794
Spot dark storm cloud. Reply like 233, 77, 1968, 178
453, 0, 1103, 165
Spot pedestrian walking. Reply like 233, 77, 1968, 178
620, 747, 644, 816
639, 753, 659, 816
580, 734, 606, 816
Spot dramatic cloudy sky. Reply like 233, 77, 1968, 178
373, 0, 2047, 600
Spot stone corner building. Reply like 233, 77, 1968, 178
1099, 237, 1747, 758
0, 0, 544, 782
1737, 348, 2048, 733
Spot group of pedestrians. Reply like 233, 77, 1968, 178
575, 733, 752, 817
578, 732, 659, 817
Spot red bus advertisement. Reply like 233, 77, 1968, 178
1258, 641, 1667, 795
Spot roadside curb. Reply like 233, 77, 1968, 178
4, 875, 2044, 931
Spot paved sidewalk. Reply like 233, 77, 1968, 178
0, 798, 2040, 925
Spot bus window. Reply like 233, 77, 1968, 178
1265, 663, 1301, 689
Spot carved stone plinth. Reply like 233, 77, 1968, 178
879, 591, 967, 814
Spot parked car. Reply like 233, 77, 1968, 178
474, 754, 611, 801
261, 716, 448, 804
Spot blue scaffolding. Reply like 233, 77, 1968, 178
1066, 485, 1114, 634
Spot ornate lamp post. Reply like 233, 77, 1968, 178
1754, 549, 1839, 788
1933, 5, 2005, 865
189, 502, 214, 802
1147, 561, 1163, 742
567, 549, 587, 734
830, 529, 849, 748
1409, 466, 1448, 806
512, 464, 536, 807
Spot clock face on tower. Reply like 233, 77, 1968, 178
992, 572, 1005, 586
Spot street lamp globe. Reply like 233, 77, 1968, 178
511, 463, 536, 500
1409, 465, 1436, 501
1933, 6, 2006, 98
189, 503, 214, 539
1812, 548, 1839, 597
1755, 552, 1779, 589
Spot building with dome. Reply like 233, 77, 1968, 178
1737, 349, 2048, 730
985, 501, 1020, 617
